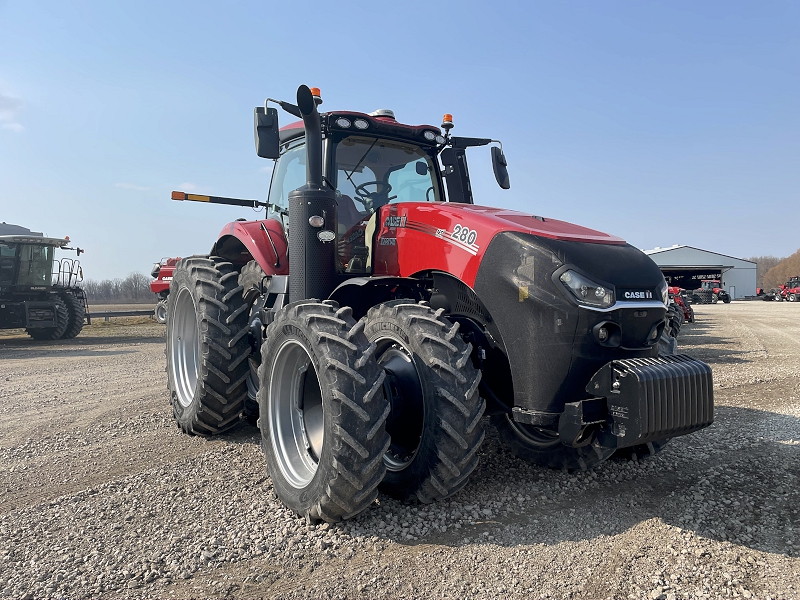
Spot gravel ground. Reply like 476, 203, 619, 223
0, 302, 798, 599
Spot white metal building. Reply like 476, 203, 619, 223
643, 245, 756, 299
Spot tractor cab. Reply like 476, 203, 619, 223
700, 279, 721, 292
0, 236, 65, 292
263, 100, 507, 275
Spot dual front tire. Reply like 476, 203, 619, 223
258, 299, 485, 521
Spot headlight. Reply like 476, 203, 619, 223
657, 279, 668, 306
423, 130, 436, 141
354, 119, 369, 130
559, 269, 615, 308
335, 117, 351, 128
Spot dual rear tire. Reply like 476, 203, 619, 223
166, 256, 252, 436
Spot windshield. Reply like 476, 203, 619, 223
332, 135, 440, 224
331, 135, 441, 274
16, 244, 54, 286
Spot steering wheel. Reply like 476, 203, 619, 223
353, 181, 395, 210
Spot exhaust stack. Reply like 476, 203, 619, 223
288, 85, 337, 304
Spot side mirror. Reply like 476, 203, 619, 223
491, 146, 510, 189
254, 106, 280, 159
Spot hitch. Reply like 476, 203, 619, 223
558, 398, 607, 447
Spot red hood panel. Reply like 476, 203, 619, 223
372, 202, 626, 287
455, 205, 625, 244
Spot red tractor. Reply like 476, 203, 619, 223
668, 286, 694, 323
691, 279, 731, 304
150, 257, 180, 323
165, 86, 714, 522
776, 277, 800, 302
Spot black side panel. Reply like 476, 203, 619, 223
474, 232, 578, 412
288, 193, 337, 303
474, 232, 668, 415
440, 148, 473, 204
0, 301, 28, 329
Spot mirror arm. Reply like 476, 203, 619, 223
266, 97, 302, 118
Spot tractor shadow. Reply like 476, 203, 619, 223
335, 319, 799, 559
336, 405, 799, 560
0, 333, 164, 351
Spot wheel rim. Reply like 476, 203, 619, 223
375, 338, 424, 472
504, 414, 562, 449
170, 287, 200, 408
155, 302, 167, 322
268, 340, 324, 488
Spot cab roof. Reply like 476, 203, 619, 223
0, 235, 70, 247
279, 111, 442, 146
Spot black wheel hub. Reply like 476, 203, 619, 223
379, 345, 424, 471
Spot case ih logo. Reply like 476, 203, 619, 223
384, 216, 407, 228
623, 290, 653, 299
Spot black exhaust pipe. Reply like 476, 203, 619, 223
288, 85, 337, 304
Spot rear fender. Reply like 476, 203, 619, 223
211, 219, 289, 275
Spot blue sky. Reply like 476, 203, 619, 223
1, 0, 798, 280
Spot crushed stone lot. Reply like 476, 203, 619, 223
0, 303, 798, 600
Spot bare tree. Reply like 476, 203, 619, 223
83, 272, 155, 304
748, 255, 784, 289
763, 250, 800, 290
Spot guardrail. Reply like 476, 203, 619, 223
87, 309, 155, 322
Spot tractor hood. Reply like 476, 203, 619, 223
373, 202, 626, 287
446, 204, 625, 246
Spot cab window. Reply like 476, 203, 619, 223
267, 142, 306, 224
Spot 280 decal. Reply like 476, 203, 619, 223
451, 224, 478, 246
393, 218, 481, 256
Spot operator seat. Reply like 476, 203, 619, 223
337, 194, 366, 236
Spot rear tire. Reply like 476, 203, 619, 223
155, 299, 168, 324
711, 293, 719, 304
26, 297, 69, 340
364, 300, 485, 503
258, 300, 390, 522
238, 260, 270, 418
166, 256, 251, 436
59, 290, 85, 339
789, 294, 797, 302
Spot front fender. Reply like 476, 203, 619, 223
211, 219, 289, 275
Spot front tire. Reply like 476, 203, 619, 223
258, 301, 390, 522
789, 294, 797, 302
26, 297, 69, 340
364, 300, 485, 503
59, 290, 85, 339
166, 256, 251, 436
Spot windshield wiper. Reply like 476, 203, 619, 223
344, 138, 379, 191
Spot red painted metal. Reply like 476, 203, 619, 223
372, 202, 625, 287
150, 257, 180, 294
216, 219, 289, 275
